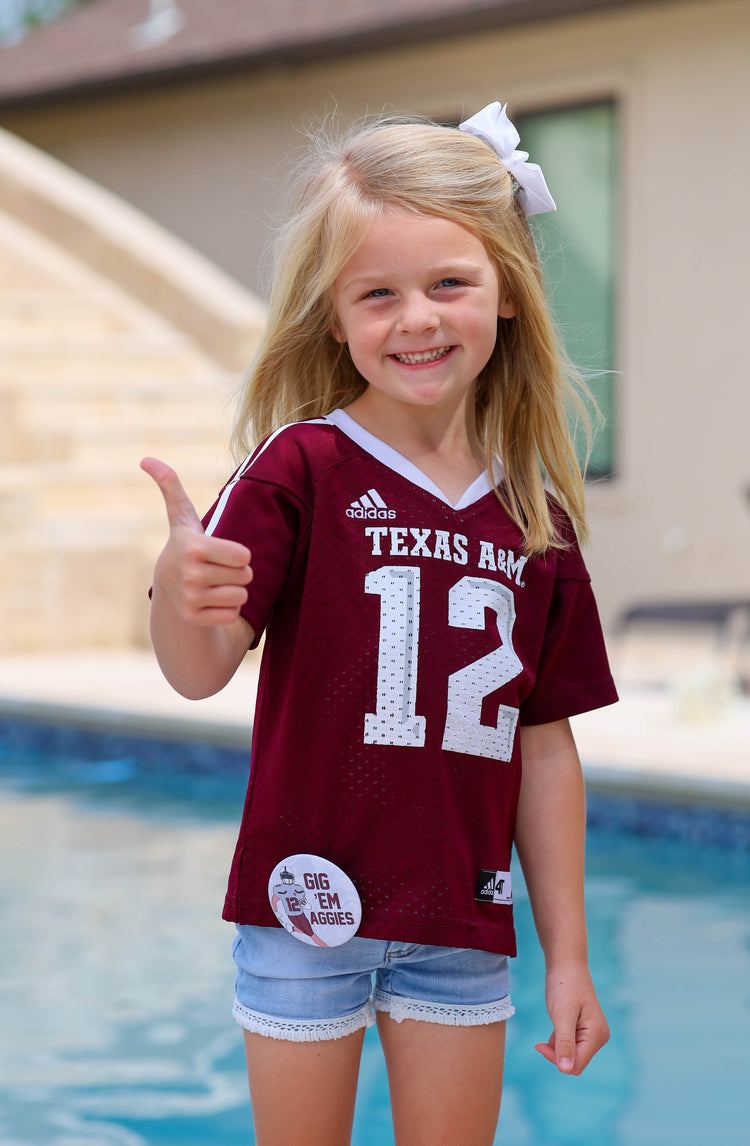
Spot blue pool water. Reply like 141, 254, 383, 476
0, 716, 749, 1146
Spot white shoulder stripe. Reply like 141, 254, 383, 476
204, 420, 327, 537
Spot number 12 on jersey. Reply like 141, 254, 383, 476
363, 565, 523, 761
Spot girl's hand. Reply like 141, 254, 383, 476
141, 456, 252, 627
535, 960, 610, 1075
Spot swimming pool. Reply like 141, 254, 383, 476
1, 715, 748, 1146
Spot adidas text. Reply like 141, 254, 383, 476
346, 506, 397, 520
347, 489, 396, 520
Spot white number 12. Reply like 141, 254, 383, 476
364, 566, 522, 761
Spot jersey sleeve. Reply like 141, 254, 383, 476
519, 538, 618, 725
201, 438, 311, 646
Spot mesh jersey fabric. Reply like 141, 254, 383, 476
203, 411, 618, 956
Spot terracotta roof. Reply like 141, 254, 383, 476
0, 0, 664, 107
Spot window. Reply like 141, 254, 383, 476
516, 101, 618, 478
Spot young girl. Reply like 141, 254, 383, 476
142, 101, 617, 1146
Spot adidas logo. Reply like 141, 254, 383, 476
346, 488, 396, 520
474, 868, 512, 905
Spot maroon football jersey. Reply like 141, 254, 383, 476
203, 409, 617, 956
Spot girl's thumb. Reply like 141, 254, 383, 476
140, 457, 203, 533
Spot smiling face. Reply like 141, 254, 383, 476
332, 209, 513, 424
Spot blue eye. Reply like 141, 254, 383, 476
367, 288, 391, 298
438, 278, 461, 289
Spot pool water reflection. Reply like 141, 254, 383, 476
0, 724, 748, 1146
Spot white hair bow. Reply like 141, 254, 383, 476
459, 101, 557, 216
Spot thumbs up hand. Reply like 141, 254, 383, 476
141, 457, 252, 627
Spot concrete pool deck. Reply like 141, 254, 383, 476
0, 646, 748, 807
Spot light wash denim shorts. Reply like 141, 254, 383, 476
232, 924, 514, 1042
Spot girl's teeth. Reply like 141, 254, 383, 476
394, 347, 451, 364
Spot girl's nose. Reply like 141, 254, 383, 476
397, 292, 440, 335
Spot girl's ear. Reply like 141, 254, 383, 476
331, 321, 346, 343
498, 298, 515, 319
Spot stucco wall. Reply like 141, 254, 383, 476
3, 0, 749, 627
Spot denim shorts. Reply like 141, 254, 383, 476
232, 924, 514, 1042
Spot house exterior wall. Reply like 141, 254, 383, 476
2, 0, 748, 627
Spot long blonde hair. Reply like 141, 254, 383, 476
233, 115, 594, 553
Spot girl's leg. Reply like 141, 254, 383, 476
377, 1013, 506, 1146
243, 1027, 366, 1146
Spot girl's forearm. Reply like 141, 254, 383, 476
516, 720, 610, 1073
149, 586, 254, 699
515, 720, 589, 967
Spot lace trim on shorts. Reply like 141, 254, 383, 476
233, 998, 375, 1042
371, 988, 515, 1026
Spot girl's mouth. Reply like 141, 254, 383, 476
392, 346, 453, 365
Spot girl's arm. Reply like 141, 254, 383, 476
515, 718, 610, 1075
142, 458, 255, 699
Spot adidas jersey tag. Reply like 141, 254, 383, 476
474, 869, 513, 905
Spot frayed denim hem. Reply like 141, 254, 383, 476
232, 998, 375, 1042
371, 988, 515, 1026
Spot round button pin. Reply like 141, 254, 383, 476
268, 854, 362, 948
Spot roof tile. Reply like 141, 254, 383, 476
0, 0, 657, 105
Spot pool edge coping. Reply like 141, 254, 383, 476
0, 696, 251, 750
2, 695, 749, 811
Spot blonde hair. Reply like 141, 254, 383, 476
233, 114, 594, 553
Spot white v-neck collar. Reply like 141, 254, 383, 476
325, 408, 502, 511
